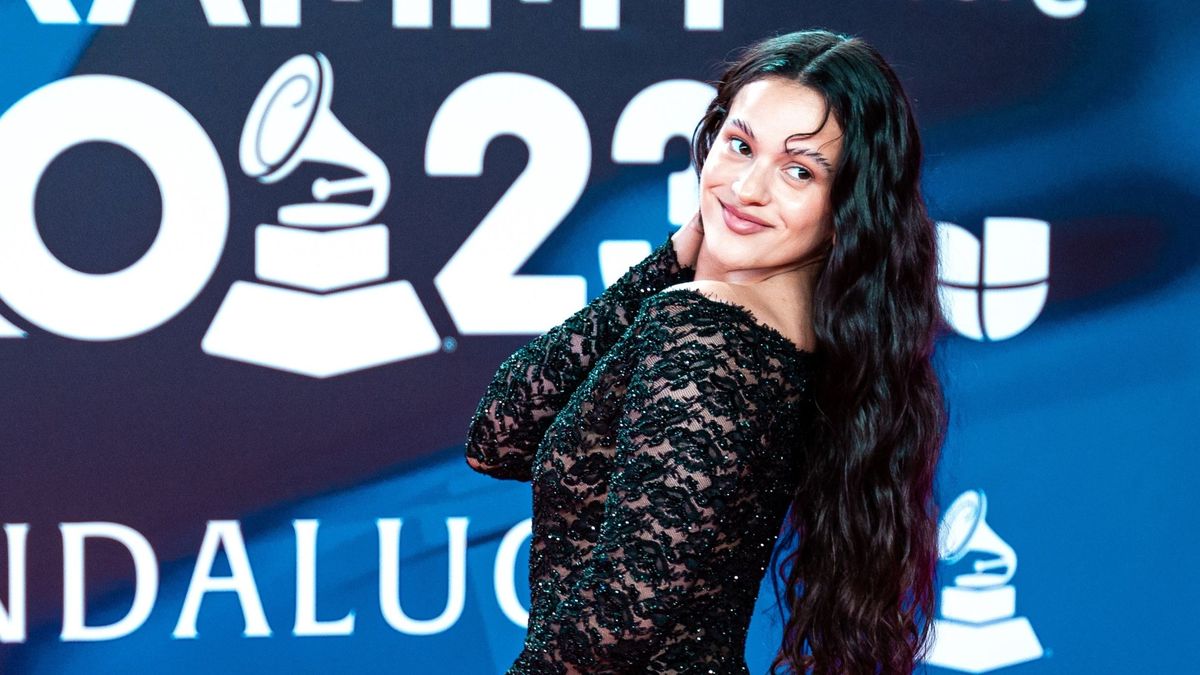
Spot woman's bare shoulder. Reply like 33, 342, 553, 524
657, 280, 810, 353
660, 280, 769, 317
660, 279, 736, 297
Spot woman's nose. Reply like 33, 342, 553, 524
732, 163, 769, 205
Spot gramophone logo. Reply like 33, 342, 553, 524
925, 489, 1045, 673
201, 52, 441, 377
937, 218, 1050, 341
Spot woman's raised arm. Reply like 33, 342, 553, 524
464, 225, 698, 482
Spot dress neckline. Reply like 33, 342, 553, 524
651, 287, 818, 364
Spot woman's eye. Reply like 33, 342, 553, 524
787, 165, 813, 181
728, 137, 751, 156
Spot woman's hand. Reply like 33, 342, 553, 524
670, 211, 704, 269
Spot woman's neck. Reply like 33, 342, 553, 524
692, 247, 822, 348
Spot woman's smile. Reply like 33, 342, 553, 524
719, 199, 774, 234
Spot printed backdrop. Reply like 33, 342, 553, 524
0, 1, 1196, 672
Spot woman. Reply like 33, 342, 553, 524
466, 29, 947, 674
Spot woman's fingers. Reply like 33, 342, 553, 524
670, 211, 704, 268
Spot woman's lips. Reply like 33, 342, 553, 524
720, 201, 772, 234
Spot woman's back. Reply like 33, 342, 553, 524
466, 235, 819, 673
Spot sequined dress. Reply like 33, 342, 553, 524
465, 231, 818, 674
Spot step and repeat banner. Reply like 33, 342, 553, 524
0, 1, 1196, 672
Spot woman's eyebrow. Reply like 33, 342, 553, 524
729, 117, 833, 173
730, 117, 756, 140
786, 146, 834, 173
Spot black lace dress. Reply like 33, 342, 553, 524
465, 231, 819, 674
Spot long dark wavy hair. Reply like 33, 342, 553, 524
690, 30, 949, 673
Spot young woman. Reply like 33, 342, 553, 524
466, 29, 947, 674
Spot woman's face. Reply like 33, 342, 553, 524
699, 76, 843, 276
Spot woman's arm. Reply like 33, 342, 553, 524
464, 225, 699, 481
507, 297, 772, 671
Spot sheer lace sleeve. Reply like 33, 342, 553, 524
509, 299, 774, 672
465, 232, 695, 482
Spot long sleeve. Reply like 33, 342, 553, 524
509, 299, 775, 673
464, 231, 695, 482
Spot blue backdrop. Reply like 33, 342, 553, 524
0, 1, 1196, 672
